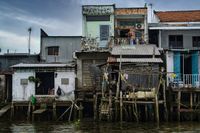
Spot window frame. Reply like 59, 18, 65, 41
47, 46, 59, 56
193, 36, 200, 47
169, 35, 183, 49
100, 25, 110, 41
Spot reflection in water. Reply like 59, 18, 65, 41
0, 120, 199, 133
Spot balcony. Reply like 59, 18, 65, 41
81, 37, 146, 51
167, 74, 200, 88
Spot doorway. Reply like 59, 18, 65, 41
35, 72, 54, 95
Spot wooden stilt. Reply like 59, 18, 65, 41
108, 90, 112, 121
27, 102, 31, 121
163, 80, 168, 121
68, 105, 73, 122
79, 102, 83, 120
190, 92, 193, 121
155, 95, 159, 123
115, 100, 118, 121
32, 105, 35, 121
169, 88, 173, 121
10, 102, 14, 120
128, 105, 132, 121
145, 104, 148, 121
120, 91, 123, 122
93, 94, 97, 121
177, 91, 181, 121
53, 102, 57, 120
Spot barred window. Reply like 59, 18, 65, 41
47, 46, 59, 55
193, 36, 200, 47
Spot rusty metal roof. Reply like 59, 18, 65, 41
155, 10, 200, 22
115, 8, 147, 15
111, 45, 160, 56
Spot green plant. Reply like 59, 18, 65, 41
28, 76, 41, 83
28, 76, 35, 82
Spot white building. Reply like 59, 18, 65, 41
11, 63, 76, 102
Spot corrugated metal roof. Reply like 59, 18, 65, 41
11, 63, 74, 68
111, 45, 160, 55
116, 58, 163, 63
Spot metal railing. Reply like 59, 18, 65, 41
167, 74, 200, 88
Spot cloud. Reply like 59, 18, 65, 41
0, 30, 40, 53
0, 8, 67, 30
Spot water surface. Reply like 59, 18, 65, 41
0, 120, 199, 133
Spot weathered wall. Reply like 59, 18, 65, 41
55, 71, 75, 101
12, 69, 76, 101
85, 16, 114, 38
82, 5, 115, 48
12, 71, 35, 101
76, 52, 109, 90
40, 37, 81, 63
161, 30, 200, 49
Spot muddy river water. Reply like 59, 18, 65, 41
0, 120, 199, 133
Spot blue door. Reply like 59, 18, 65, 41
192, 51, 199, 85
173, 52, 181, 81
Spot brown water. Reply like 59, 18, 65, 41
0, 120, 200, 133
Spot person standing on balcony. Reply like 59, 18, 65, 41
128, 27, 136, 45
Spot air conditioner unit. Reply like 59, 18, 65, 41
135, 23, 144, 29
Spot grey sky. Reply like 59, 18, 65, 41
0, 0, 200, 54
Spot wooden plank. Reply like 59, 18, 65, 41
32, 109, 47, 114
0, 104, 11, 117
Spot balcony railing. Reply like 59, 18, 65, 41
81, 37, 145, 51
167, 74, 200, 88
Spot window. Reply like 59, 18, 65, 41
61, 78, 69, 85
169, 35, 183, 49
47, 46, 59, 55
86, 15, 110, 21
100, 25, 109, 41
193, 36, 200, 47
20, 79, 28, 85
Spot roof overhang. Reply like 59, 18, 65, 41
116, 58, 163, 63
11, 63, 74, 68
149, 26, 200, 30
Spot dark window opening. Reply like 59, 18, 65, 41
119, 29, 129, 37
47, 46, 59, 55
193, 36, 200, 47
100, 25, 109, 41
169, 35, 183, 49
86, 15, 110, 21
36, 72, 54, 95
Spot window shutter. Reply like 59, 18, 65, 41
100, 25, 109, 41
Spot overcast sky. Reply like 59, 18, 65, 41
0, 0, 200, 54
